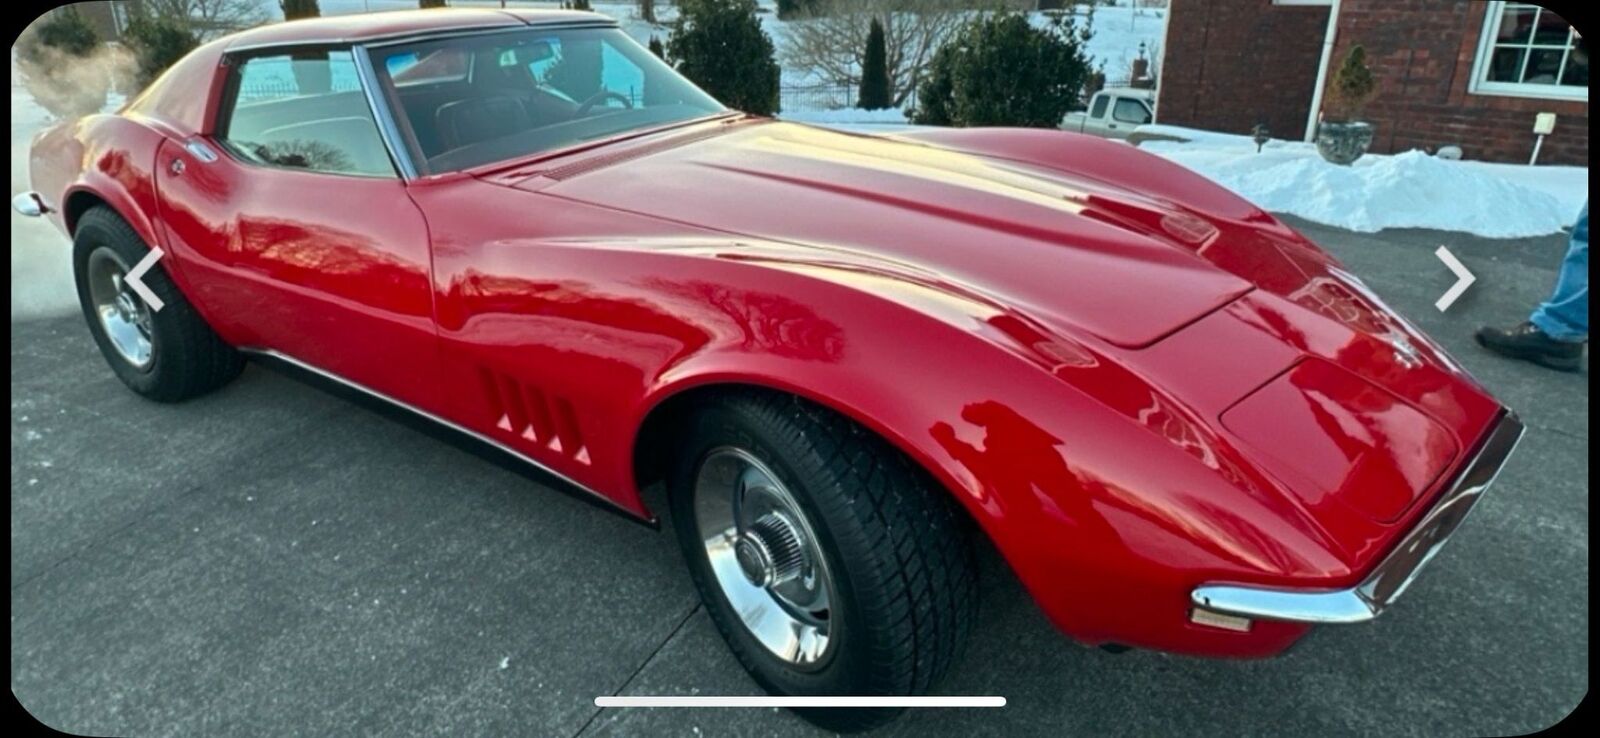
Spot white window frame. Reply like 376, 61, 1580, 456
1468, 1, 1586, 102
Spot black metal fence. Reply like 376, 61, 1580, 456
779, 83, 918, 113
237, 79, 362, 102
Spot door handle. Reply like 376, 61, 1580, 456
184, 139, 219, 162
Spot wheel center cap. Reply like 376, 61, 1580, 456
735, 534, 774, 587
736, 513, 807, 589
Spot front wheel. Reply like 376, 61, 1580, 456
667, 391, 979, 733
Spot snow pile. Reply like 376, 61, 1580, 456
1139, 128, 1587, 238
780, 107, 910, 125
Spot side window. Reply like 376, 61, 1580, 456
221, 51, 395, 177
1089, 94, 1110, 119
1112, 98, 1151, 125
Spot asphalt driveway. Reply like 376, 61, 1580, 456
10, 218, 1588, 736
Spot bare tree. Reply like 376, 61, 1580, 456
139, 0, 267, 35
780, 0, 1023, 106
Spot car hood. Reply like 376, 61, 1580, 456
500, 120, 1253, 348
489, 120, 1507, 566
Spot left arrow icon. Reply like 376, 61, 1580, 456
126, 247, 166, 312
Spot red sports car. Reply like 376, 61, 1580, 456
17, 8, 1523, 732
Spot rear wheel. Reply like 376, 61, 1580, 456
667, 390, 979, 733
73, 206, 243, 401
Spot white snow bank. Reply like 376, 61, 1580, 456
780, 107, 910, 125
1138, 126, 1588, 238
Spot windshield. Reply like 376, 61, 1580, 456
370, 27, 725, 174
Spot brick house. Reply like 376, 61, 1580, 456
1156, 0, 1588, 165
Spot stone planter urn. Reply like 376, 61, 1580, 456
1316, 121, 1374, 165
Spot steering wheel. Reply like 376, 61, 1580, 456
575, 90, 635, 117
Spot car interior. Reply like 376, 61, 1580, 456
385, 41, 593, 161
217, 31, 722, 178
369, 30, 722, 174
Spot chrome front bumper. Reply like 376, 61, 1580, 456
1191, 410, 1526, 625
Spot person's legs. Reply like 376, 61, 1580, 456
1476, 202, 1588, 372
1529, 204, 1588, 341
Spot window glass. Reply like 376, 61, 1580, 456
389, 49, 470, 86
374, 28, 724, 173
1480, 3, 1585, 91
223, 52, 395, 177
1089, 94, 1109, 118
1561, 36, 1589, 87
1112, 98, 1151, 124
1496, 4, 1536, 43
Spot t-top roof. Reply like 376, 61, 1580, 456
224, 8, 614, 51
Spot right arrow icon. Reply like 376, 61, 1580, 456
1434, 246, 1476, 312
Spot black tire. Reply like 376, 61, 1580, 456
667, 390, 979, 733
73, 205, 243, 402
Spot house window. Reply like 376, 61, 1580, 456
1471, 2, 1586, 101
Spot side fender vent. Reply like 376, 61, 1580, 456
477, 368, 591, 466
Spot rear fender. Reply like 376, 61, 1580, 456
38, 116, 202, 298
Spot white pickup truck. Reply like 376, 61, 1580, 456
1062, 87, 1155, 139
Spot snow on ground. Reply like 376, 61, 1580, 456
781, 107, 910, 125
1134, 125, 1587, 238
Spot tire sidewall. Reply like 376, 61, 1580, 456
668, 401, 884, 699
73, 214, 165, 394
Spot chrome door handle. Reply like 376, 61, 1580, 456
184, 139, 219, 162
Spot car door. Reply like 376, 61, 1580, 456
155, 47, 444, 414
1082, 92, 1111, 135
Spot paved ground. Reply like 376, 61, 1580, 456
10, 217, 1588, 736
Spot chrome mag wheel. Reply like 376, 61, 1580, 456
86, 248, 154, 370
693, 447, 837, 668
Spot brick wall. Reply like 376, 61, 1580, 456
1157, 0, 1330, 140
1330, 0, 1588, 165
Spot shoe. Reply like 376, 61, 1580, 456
1474, 322, 1585, 372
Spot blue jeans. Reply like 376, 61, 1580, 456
1531, 202, 1589, 342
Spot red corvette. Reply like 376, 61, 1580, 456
17, 8, 1522, 731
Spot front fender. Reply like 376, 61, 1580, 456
624, 242, 1347, 655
